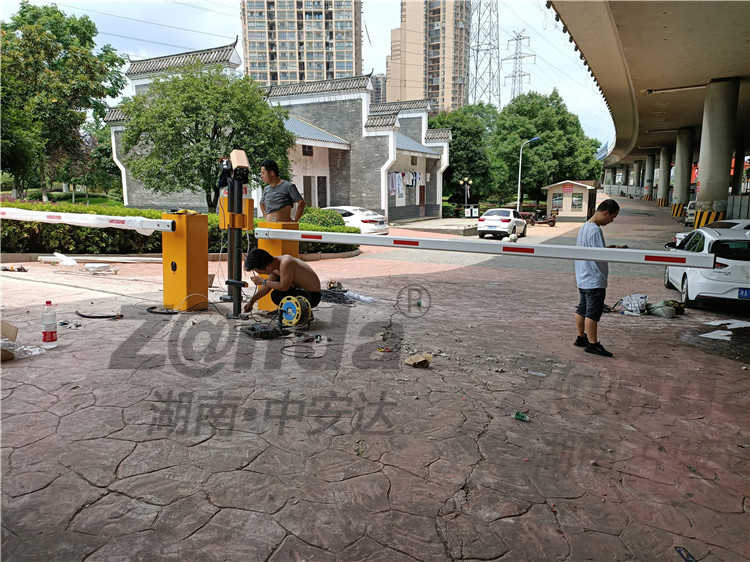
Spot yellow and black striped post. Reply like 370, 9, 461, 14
671, 203, 685, 217
657, 197, 669, 207
693, 210, 725, 228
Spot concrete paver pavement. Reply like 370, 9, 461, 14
1, 195, 749, 561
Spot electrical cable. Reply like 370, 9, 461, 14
75, 310, 124, 319
57, 4, 235, 40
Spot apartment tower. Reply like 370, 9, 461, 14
371, 73, 387, 103
241, 0, 362, 85
386, 0, 470, 113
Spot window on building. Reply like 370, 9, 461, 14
302, 145, 314, 156
411, 156, 417, 166
571, 192, 583, 210
134, 84, 150, 95
551, 192, 563, 210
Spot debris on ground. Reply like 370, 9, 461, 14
377, 346, 392, 352
240, 323, 289, 339
53, 252, 78, 266
1, 265, 28, 272
84, 263, 119, 275
405, 352, 432, 368
513, 412, 530, 422
1, 321, 46, 361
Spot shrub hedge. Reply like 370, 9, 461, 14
0, 202, 359, 255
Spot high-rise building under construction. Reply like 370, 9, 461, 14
241, 0, 362, 85
386, 0, 470, 113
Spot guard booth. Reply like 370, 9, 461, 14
541, 180, 598, 220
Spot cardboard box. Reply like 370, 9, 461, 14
1, 320, 19, 361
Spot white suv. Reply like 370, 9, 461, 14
664, 227, 750, 305
478, 208, 527, 239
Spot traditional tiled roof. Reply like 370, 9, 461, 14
267, 76, 371, 98
104, 107, 127, 123
285, 116, 349, 147
395, 132, 441, 156
370, 100, 431, 114
365, 113, 399, 129
541, 180, 597, 191
126, 40, 239, 76
425, 128, 452, 142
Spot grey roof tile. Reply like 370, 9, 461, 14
104, 107, 127, 123
425, 128, 452, 142
285, 116, 349, 146
267, 76, 371, 98
126, 40, 239, 76
370, 100, 431, 114
395, 132, 441, 156
365, 113, 399, 128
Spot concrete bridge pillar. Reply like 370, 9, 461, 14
633, 160, 643, 197
731, 131, 745, 196
696, 78, 739, 218
657, 147, 671, 206
673, 128, 694, 205
644, 153, 655, 200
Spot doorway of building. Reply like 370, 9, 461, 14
317, 176, 328, 207
419, 185, 426, 217
303, 176, 313, 205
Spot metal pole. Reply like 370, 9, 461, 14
228, 175, 243, 318
516, 142, 525, 213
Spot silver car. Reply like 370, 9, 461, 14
478, 208, 527, 239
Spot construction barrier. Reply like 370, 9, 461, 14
694, 210, 725, 228
643, 193, 653, 201
671, 203, 686, 217
255, 228, 716, 269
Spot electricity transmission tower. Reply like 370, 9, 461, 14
469, 0, 501, 107
502, 31, 535, 101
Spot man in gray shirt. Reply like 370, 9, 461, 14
259, 159, 305, 222
574, 198, 621, 357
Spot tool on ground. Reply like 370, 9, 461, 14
1, 265, 27, 272
674, 546, 697, 562
278, 295, 312, 327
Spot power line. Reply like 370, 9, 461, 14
98, 32, 197, 51
502, 30, 534, 100
58, 4, 235, 40
173, 1, 237, 18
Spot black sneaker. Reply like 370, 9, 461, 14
574, 335, 589, 348
585, 342, 613, 357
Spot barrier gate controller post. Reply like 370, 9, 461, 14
162, 212, 208, 311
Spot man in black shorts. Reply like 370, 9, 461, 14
573, 199, 621, 357
243, 249, 322, 312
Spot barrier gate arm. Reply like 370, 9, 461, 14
0, 207, 175, 235
254, 228, 715, 269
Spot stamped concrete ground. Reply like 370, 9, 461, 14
2, 195, 749, 561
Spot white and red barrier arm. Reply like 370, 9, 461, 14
254, 228, 715, 269
0, 207, 175, 235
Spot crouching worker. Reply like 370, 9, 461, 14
243, 248, 322, 312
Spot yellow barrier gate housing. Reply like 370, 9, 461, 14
162, 212, 208, 311
256, 221, 300, 311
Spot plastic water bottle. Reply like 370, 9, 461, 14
41, 300, 58, 349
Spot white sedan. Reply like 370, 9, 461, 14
325, 206, 389, 235
477, 208, 527, 239
664, 226, 750, 306
673, 218, 750, 245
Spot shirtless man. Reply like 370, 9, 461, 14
259, 159, 306, 222
243, 248, 322, 312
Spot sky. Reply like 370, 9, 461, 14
1, 0, 614, 144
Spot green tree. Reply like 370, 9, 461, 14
1, 1, 125, 201
429, 103, 498, 204
488, 90, 602, 204
121, 64, 295, 211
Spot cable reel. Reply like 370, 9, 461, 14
278, 295, 312, 327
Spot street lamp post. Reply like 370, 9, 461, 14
517, 136, 540, 213
461, 177, 473, 215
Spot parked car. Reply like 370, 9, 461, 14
684, 200, 696, 226
664, 226, 750, 306
672, 218, 750, 245
478, 208, 527, 239
324, 206, 388, 235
